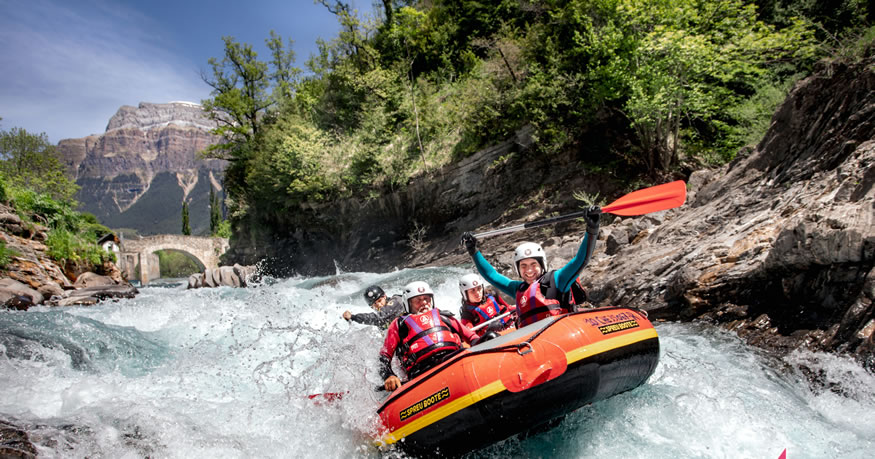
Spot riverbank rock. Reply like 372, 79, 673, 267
1, 204, 139, 309
56, 284, 140, 307
186, 264, 257, 289
0, 279, 44, 310
0, 419, 38, 458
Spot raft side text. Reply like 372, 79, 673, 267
399, 387, 451, 421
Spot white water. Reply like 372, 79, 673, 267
1, 267, 873, 458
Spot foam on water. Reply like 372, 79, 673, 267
1, 268, 872, 457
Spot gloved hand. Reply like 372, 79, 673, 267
584, 205, 601, 235
461, 231, 478, 256
477, 331, 500, 344
486, 320, 505, 334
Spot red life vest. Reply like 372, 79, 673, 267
398, 309, 462, 373
515, 272, 587, 327
462, 295, 509, 328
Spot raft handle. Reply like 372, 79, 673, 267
517, 342, 534, 356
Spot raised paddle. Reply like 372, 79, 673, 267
472, 180, 686, 239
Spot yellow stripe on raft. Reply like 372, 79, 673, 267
566, 328, 659, 364
377, 327, 659, 446
379, 380, 505, 445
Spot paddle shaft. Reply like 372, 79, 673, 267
472, 180, 685, 239
470, 311, 512, 332
473, 210, 593, 239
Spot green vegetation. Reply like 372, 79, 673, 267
200, 0, 870, 236
156, 250, 202, 278
181, 202, 191, 236
0, 126, 115, 269
0, 240, 19, 268
0, 126, 79, 202
209, 187, 220, 235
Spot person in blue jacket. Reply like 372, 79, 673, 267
460, 206, 600, 328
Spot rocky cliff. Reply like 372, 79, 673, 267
57, 102, 226, 235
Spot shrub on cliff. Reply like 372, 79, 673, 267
0, 240, 19, 268
6, 185, 114, 268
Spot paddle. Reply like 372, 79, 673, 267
472, 180, 686, 239
470, 311, 512, 332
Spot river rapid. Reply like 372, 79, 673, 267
1, 267, 873, 458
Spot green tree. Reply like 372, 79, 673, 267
181, 202, 191, 236
616, 0, 817, 171
0, 127, 79, 202
209, 186, 220, 235
248, 114, 332, 208
200, 33, 301, 213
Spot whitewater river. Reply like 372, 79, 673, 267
1, 267, 873, 458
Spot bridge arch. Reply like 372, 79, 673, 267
119, 235, 229, 285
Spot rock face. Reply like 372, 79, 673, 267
56, 102, 226, 235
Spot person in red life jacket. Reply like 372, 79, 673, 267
342, 285, 405, 328
380, 281, 479, 391
458, 273, 515, 336
460, 205, 600, 328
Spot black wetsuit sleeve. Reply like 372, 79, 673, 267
350, 311, 382, 326
379, 354, 395, 380
352, 296, 406, 328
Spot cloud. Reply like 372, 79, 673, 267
0, 0, 210, 143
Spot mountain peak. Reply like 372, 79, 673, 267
105, 101, 216, 133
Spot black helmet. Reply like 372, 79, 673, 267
363, 285, 386, 306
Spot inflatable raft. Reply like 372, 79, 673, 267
375, 307, 659, 456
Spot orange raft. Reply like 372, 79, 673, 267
374, 307, 659, 456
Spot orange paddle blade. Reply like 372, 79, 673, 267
602, 180, 687, 216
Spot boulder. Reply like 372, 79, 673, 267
187, 273, 203, 289
59, 284, 139, 306
202, 268, 216, 288
36, 281, 64, 299
185, 265, 258, 289
73, 272, 115, 288
0, 279, 44, 310
0, 419, 38, 458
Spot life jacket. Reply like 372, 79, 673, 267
398, 309, 462, 373
515, 272, 588, 327
462, 295, 510, 328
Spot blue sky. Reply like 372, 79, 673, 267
0, 0, 372, 143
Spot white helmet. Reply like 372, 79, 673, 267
402, 281, 435, 313
513, 242, 547, 277
459, 273, 485, 297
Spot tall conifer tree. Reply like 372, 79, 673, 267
181, 202, 191, 236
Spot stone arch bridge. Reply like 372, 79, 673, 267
119, 235, 229, 285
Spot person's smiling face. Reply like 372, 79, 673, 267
518, 258, 543, 283
371, 296, 387, 311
